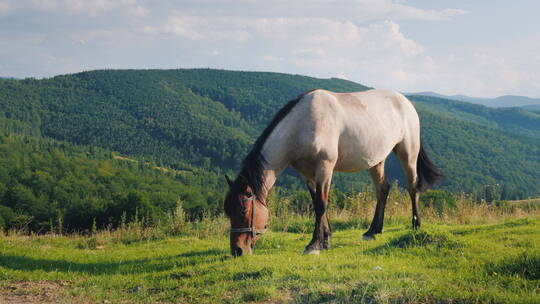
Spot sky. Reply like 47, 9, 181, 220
1, 0, 539, 98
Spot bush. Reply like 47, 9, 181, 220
421, 190, 456, 215
0, 205, 16, 230
289, 190, 312, 214
494, 200, 516, 213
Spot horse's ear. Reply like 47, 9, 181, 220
225, 175, 233, 187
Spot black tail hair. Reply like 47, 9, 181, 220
416, 142, 445, 192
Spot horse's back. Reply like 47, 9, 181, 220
294, 89, 420, 172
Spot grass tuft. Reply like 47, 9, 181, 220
386, 228, 461, 249
242, 286, 276, 302
486, 251, 540, 280
234, 267, 273, 281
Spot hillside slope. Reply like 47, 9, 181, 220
0, 69, 369, 170
1, 69, 540, 198
0, 132, 225, 232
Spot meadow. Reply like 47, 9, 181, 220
1, 191, 539, 303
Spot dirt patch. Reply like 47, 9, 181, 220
0, 281, 71, 304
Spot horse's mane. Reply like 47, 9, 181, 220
238, 90, 314, 201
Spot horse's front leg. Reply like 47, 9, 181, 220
304, 165, 333, 255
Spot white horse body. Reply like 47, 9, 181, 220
261, 89, 420, 183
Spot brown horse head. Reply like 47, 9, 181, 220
224, 175, 268, 256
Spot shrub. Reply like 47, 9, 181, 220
421, 190, 456, 215
0, 205, 16, 230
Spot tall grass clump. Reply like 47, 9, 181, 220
385, 228, 462, 250
165, 199, 186, 236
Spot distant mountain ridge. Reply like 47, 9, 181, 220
406, 94, 540, 140
408, 91, 540, 108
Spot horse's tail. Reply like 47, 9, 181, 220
416, 141, 445, 192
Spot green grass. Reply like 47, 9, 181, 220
1, 217, 539, 303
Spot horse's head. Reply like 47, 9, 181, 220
224, 175, 269, 256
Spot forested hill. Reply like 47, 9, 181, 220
1, 69, 540, 200
0, 133, 220, 231
0, 69, 369, 170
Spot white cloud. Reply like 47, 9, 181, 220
420, 39, 540, 97
335, 73, 350, 80
126, 4, 149, 18
0, 1, 11, 14
69, 29, 136, 46
143, 15, 251, 42
262, 55, 284, 62
157, 0, 467, 22
3, 0, 539, 97
36, 0, 136, 13
128, 2, 445, 92
1, 0, 144, 16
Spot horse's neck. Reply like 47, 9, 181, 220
260, 169, 278, 199
257, 115, 296, 201
259, 144, 289, 201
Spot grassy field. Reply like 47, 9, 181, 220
1, 214, 539, 303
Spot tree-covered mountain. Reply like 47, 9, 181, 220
0, 69, 369, 171
1, 69, 539, 206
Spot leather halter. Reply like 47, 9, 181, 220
229, 196, 268, 236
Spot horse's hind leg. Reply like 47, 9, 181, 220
362, 160, 390, 240
394, 142, 421, 229
304, 161, 334, 255
307, 180, 332, 249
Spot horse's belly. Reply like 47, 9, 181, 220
334, 135, 396, 172
333, 155, 372, 172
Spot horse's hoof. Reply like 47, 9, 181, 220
303, 248, 321, 255
362, 234, 376, 241
322, 241, 331, 250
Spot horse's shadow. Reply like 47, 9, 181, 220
174, 248, 224, 258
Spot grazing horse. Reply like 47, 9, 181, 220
224, 89, 444, 256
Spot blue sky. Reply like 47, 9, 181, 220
1, 0, 539, 97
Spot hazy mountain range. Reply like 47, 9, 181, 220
408, 91, 540, 109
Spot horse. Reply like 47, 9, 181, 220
224, 89, 444, 256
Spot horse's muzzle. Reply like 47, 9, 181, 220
232, 246, 243, 256
231, 245, 253, 257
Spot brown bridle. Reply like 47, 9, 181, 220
229, 196, 268, 237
